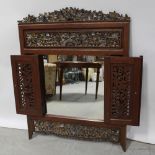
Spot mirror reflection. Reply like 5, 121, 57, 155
43, 55, 104, 120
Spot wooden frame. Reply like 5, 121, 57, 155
10, 8, 143, 152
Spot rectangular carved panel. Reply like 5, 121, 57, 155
16, 63, 35, 110
111, 64, 133, 119
25, 30, 122, 48
19, 22, 129, 56
34, 120, 120, 143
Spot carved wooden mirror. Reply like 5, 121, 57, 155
11, 8, 143, 152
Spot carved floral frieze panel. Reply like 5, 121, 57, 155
34, 120, 120, 143
25, 30, 122, 48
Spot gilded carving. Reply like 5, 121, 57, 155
18, 7, 130, 24
34, 120, 120, 143
25, 31, 121, 48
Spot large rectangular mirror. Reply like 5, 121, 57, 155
43, 55, 104, 120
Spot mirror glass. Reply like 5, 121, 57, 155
43, 55, 104, 120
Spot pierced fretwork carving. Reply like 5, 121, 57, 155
34, 120, 120, 143
16, 63, 35, 109
25, 31, 121, 48
111, 64, 133, 119
18, 7, 130, 24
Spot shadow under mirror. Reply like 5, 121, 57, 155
43, 55, 104, 120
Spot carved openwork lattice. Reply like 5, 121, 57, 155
111, 64, 133, 119
18, 7, 130, 24
25, 31, 121, 48
17, 63, 34, 109
34, 120, 120, 143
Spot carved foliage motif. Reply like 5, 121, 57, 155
18, 7, 130, 23
111, 64, 133, 119
17, 63, 34, 109
25, 31, 121, 48
34, 120, 120, 143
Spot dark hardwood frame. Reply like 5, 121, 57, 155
10, 9, 143, 152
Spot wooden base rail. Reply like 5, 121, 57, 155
27, 116, 127, 152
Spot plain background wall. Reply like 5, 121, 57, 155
0, 0, 155, 143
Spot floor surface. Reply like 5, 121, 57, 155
0, 127, 155, 155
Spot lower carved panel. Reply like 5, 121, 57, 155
34, 120, 120, 143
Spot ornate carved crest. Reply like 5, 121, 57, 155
18, 7, 130, 24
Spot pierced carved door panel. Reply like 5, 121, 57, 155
104, 56, 143, 126
11, 55, 46, 116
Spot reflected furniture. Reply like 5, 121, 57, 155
54, 61, 102, 100
11, 8, 143, 152
44, 63, 56, 95
48, 55, 58, 63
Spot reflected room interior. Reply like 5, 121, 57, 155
43, 55, 104, 120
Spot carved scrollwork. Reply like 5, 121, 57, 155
25, 31, 121, 48
34, 120, 120, 143
18, 7, 130, 24
16, 63, 35, 109
111, 64, 133, 119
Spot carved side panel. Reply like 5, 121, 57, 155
34, 120, 120, 143
104, 57, 143, 125
11, 55, 46, 115
25, 30, 121, 49
111, 64, 133, 119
